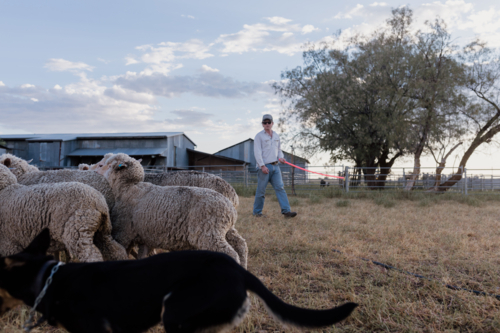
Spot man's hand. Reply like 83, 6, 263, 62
261, 165, 269, 174
279, 158, 286, 163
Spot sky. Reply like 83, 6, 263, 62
1, 0, 500, 171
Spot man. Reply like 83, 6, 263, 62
253, 114, 297, 218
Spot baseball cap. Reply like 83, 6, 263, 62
262, 114, 273, 122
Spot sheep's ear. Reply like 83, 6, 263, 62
3, 158, 11, 167
82, 166, 89, 170
26, 159, 33, 164
117, 163, 127, 170
22, 229, 51, 256
137, 159, 143, 163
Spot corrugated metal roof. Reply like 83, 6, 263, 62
0, 132, 190, 142
67, 148, 167, 156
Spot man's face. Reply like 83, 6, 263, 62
262, 120, 273, 129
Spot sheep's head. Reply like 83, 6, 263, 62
78, 164, 90, 171
0, 164, 18, 191
100, 153, 144, 186
0, 154, 38, 178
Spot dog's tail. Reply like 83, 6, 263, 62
244, 271, 357, 328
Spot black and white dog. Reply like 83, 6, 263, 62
0, 229, 357, 333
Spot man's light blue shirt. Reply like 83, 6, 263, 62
254, 130, 284, 168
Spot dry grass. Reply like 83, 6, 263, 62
2, 195, 500, 332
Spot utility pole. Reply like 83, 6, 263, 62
291, 145, 296, 196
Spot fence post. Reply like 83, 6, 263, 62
464, 168, 468, 196
403, 168, 406, 189
244, 165, 248, 187
345, 166, 350, 193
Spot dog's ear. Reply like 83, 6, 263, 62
22, 229, 51, 255
2, 158, 11, 168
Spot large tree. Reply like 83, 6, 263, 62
402, 19, 467, 190
436, 41, 500, 191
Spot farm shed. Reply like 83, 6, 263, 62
0, 132, 196, 169
0, 145, 11, 155
213, 138, 310, 183
186, 149, 248, 171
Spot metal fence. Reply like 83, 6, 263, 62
38, 164, 500, 195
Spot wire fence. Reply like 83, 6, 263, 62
38, 164, 500, 195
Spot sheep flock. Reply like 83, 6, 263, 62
0, 153, 248, 268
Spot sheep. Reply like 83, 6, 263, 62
0, 154, 115, 210
97, 153, 248, 268
92, 153, 239, 208
0, 164, 128, 262
144, 171, 239, 208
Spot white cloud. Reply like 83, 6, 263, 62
265, 17, 292, 25
53, 84, 62, 90
181, 14, 195, 19
128, 39, 213, 75
370, 2, 388, 6
114, 70, 271, 99
215, 18, 305, 55
302, 25, 319, 34
334, 4, 365, 19
201, 65, 219, 72
44, 58, 94, 72
20, 84, 35, 89
0, 77, 168, 133
0, 81, 5, 87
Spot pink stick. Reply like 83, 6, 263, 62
282, 161, 345, 180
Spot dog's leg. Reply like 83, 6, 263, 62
225, 228, 248, 269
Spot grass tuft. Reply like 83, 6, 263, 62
336, 199, 350, 207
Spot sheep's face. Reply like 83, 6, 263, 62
0, 164, 17, 191
93, 153, 115, 175
0, 154, 38, 178
102, 154, 144, 186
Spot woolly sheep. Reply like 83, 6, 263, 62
97, 153, 248, 268
0, 154, 115, 210
144, 171, 239, 208
92, 153, 239, 208
0, 164, 127, 262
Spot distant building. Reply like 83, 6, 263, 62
213, 138, 310, 183
0, 144, 11, 155
0, 132, 195, 168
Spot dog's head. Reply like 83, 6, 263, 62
0, 229, 53, 316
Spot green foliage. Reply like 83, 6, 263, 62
289, 197, 301, 206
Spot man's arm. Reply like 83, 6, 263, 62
278, 136, 285, 162
254, 134, 265, 168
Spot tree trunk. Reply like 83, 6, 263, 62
430, 142, 462, 191
437, 123, 500, 192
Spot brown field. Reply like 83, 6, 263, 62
2, 192, 500, 332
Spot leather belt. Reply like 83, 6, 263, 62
269, 161, 279, 165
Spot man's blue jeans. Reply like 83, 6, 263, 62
253, 163, 291, 215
